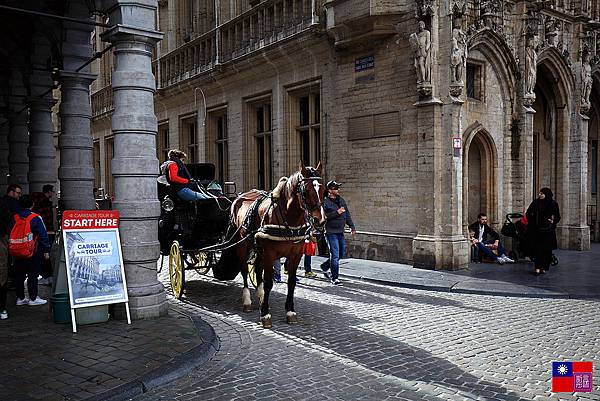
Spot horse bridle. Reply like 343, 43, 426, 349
295, 172, 324, 236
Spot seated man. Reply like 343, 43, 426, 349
468, 213, 514, 264
160, 149, 211, 202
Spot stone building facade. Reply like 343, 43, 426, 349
91, 0, 600, 270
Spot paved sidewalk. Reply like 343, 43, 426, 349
310, 243, 600, 299
0, 285, 218, 401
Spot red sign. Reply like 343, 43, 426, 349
62, 210, 120, 230
452, 137, 462, 149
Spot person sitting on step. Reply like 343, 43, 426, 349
468, 213, 514, 264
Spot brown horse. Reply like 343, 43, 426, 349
229, 162, 325, 328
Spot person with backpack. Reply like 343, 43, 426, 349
0, 184, 22, 320
9, 195, 50, 306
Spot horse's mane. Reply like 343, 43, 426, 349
272, 177, 288, 198
284, 171, 303, 200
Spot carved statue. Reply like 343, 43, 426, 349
450, 27, 467, 83
525, 36, 538, 96
581, 52, 593, 109
409, 21, 431, 84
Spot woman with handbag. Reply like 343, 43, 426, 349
525, 187, 561, 275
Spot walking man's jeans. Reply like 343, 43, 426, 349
325, 233, 345, 281
476, 240, 506, 261
14, 252, 42, 301
303, 255, 312, 272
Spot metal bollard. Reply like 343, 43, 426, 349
594, 221, 600, 243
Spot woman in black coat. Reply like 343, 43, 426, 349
525, 187, 561, 275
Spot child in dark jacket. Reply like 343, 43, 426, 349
12, 195, 51, 306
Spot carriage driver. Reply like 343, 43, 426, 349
161, 149, 211, 202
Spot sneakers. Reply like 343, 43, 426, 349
496, 257, 505, 265
305, 271, 317, 278
273, 273, 283, 283
16, 298, 29, 306
0, 310, 7, 320
500, 254, 515, 263
28, 297, 47, 306
331, 278, 342, 285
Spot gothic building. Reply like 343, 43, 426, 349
88, 0, 600, 270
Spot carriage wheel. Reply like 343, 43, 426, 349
169, 241, 185, 299
194, 251, 211, 275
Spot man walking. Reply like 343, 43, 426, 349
322, 181, 356, 285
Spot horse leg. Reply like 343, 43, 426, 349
285, 254, 302, 324
238, 245, 253, 313
241, 271, 252, 313
260, 253, 274, 329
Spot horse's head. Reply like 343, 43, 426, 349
296, 161, 326, 232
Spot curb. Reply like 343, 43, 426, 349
338, 272, 582, 300
85, 312, 219, 401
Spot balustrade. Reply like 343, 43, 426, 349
91, 85, 114, 119
156, 0, 320, 87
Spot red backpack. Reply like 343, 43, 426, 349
9, 213, 39, 259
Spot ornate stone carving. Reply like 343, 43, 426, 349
158, 0, 168, 7
415, 0, 436, 18
450, 24, 467, 98
480, 0, 501, 28
544, 16, 559, 47
409, 20, 432, 98
581, 50, 593, 114
524, 34, 538, 107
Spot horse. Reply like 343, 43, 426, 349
225, 162, 325, 328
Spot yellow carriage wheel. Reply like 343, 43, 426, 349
169, 241, 185, 299
194, 251, 211, 275
248, 260, 258, 289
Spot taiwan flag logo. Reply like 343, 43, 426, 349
552, 361, 593, 392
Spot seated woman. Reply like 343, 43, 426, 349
161, 149, 211, 202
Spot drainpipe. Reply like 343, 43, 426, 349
214, 0, 220, 65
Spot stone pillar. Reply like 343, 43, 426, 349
28, 98, 57, 193
58, 1, 96, 210
102, 0, 167, 319
58, 72, 96, 210
8, 70, 29, 192
0, 113, 9, 193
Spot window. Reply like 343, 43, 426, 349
466, 63, 483, 100
288, 84, 321, 168
93, 140, 101, 189
157, 123, 169, 164
255, 104, 272, 190
207, 108, 229, 183
105, 137, 114, 197
180, 116, 198, 163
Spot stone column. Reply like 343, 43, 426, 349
411, 5, 469, 270
58, 72, 96, 210
102, 0, 167, 319
0, 113, 9, 193
8, 70, 29, 192
28, 98, 57, 193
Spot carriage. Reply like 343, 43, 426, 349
158, 163, 239, 299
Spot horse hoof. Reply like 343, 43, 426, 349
261, 314, 272, 329
286, 312, 298, 325
243, 304, 252, 313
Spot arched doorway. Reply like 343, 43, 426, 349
531, 55, 571, 212
463, 127, 498, 229
588, 77, 600, 241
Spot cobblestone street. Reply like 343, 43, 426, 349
139, 270, 600, 401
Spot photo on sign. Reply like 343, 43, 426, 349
64, 230, 127, 307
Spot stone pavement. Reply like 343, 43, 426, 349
0, 284, 217, 401
327, 243, 600, 299
138, 268, 600, 401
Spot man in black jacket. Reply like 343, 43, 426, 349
321, 180, 356, 285
468, 213, 514, 264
